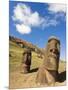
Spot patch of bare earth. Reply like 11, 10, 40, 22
9, 61, 66, 89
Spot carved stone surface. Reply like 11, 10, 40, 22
44, 36, 60, 71
36, 36, 60, 85
22, 49, 31, 73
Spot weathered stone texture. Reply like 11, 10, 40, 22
36, 36, 60, 85
22, 49, 31, 73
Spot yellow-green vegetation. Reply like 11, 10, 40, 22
9, 40, 66, 89
9, 41, 23, 72
9, 41, 43, 72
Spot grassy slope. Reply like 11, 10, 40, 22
9, 41, 66, 89
9, 41, 42, 72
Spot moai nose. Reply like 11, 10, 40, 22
52, 49, 56, 53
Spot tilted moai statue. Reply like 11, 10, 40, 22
36, 36, 60, 86
22, 49, 31, 73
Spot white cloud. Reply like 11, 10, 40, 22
42, 17, 58, 28
27, 12, 45, 27
12, 3, 45, 34
16, 24, 31, 34
46, 3, 66, 25
12, 3, 66, 34
48, 4, 66, 13
47, 19, 58, 26
13, 3, 45, 26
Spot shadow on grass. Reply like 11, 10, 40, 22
21, 68, 38, 74
57, 71, 66, 82
29, 68, 38, 73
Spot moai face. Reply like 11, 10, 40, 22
23, 49, 31, 65
44, 37, 60, 70
22, 49, 31, 73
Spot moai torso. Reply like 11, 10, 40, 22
43, 37, 60, 71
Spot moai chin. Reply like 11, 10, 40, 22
22, 49, 31, 73
36, 36, 60, 86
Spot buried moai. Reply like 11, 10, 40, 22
22, 49, 32, 73
36, 36, 60, 86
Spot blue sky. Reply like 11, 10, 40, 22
9, 1, 66, 60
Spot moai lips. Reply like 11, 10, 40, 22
36, 36, 60, 86
22, 49, 31, 73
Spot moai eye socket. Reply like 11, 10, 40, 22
50, 49, 53, 52
49, 48, 59, 54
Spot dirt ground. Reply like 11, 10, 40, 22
9, 64, 66, 89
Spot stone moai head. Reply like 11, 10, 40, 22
22, 48, 31, 73
36, 36, 60, 85
44, 36, 60, 71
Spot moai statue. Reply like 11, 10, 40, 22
22, 49, 31, 73
36, 36, 60, 86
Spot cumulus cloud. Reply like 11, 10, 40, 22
16, 24, 31, 34
13, 3, 32, 22
12, 3, 45, 34
43, 4, 66, 28
48, 4, 66, 13
12, 3, 66, 34
47, 3, 66, 25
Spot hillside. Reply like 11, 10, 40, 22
9, 37, 66, 89
9, 36, 44, 55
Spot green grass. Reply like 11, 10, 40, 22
9, 41, 43, 72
